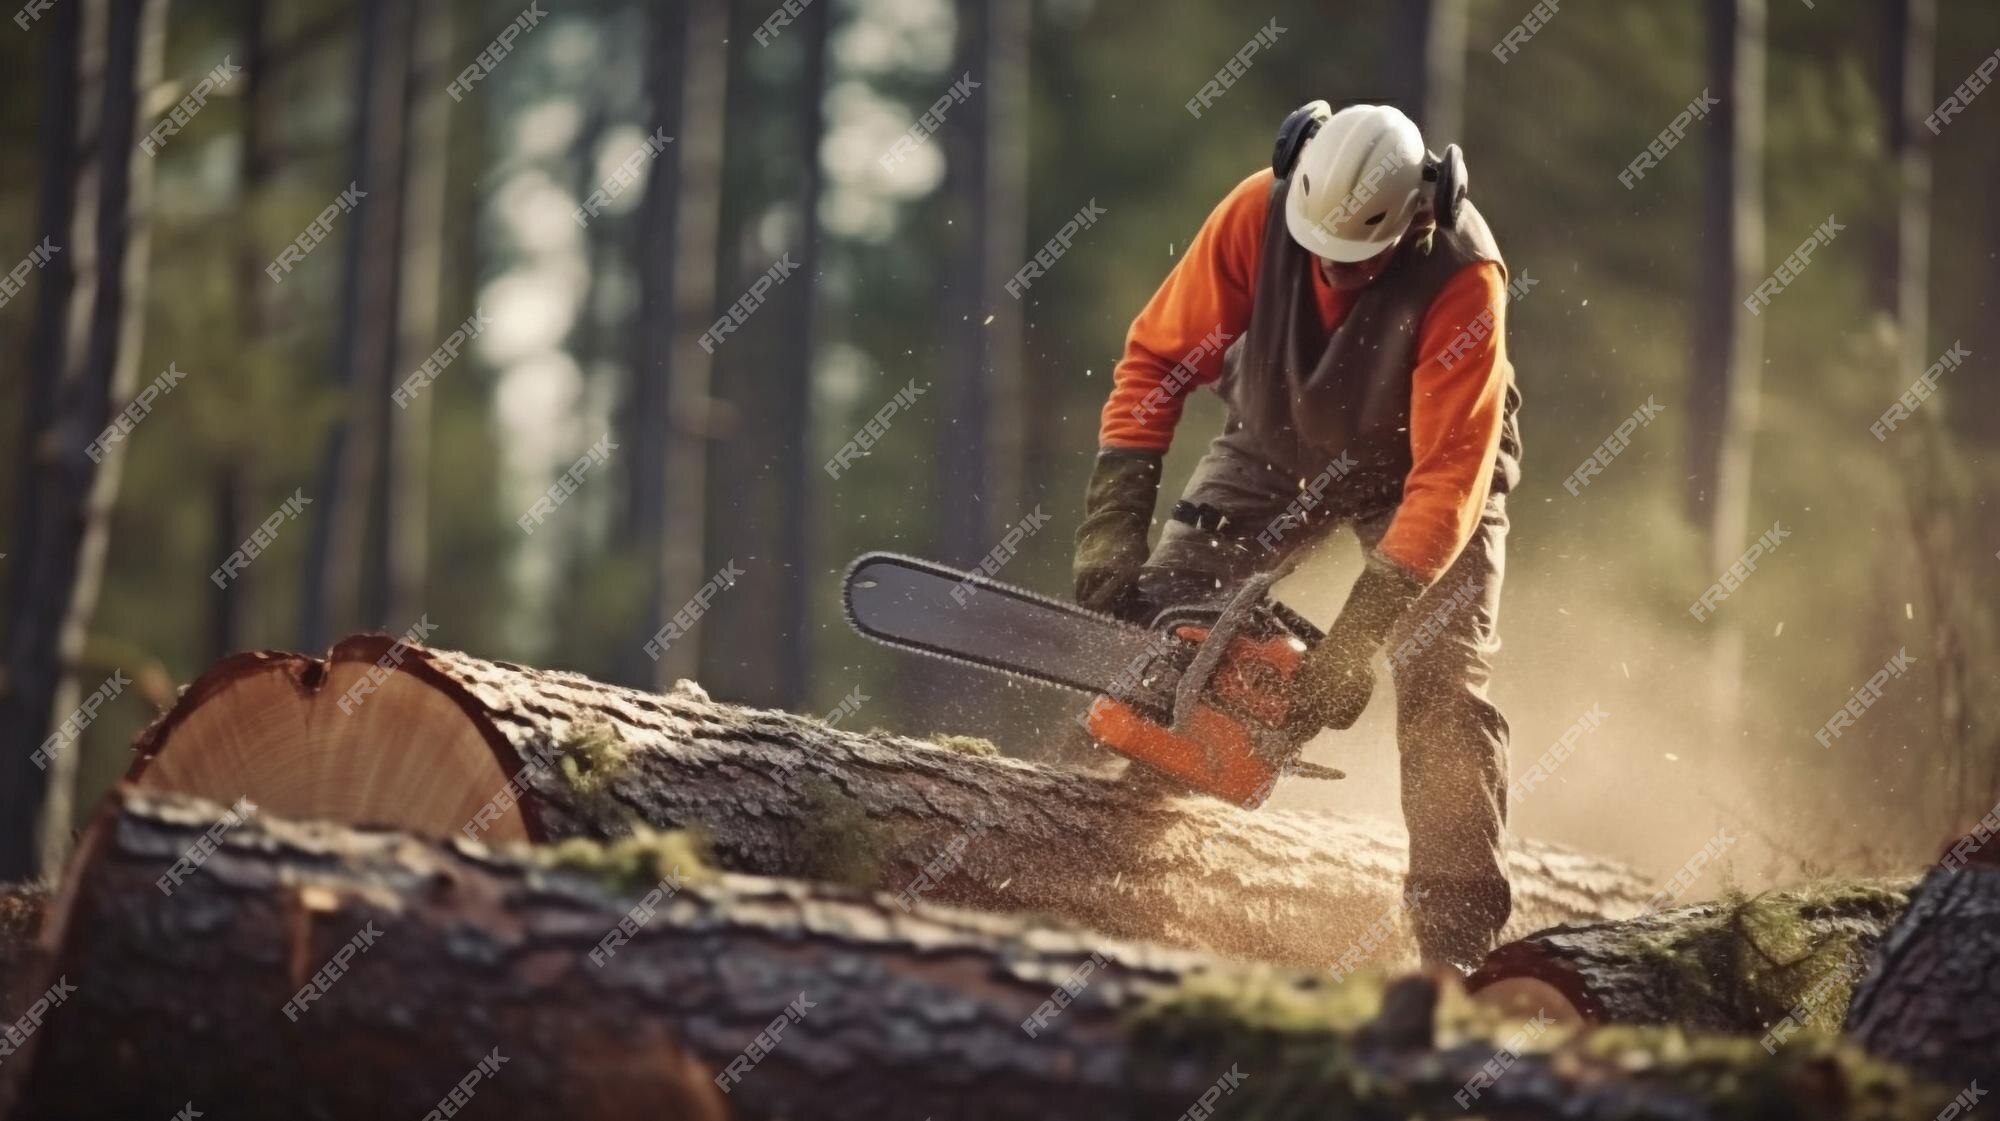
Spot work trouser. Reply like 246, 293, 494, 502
1136, 436, 1514, 965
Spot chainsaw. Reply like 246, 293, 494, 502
841, 552, 1343, 807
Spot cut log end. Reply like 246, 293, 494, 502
128, 638, 531, 844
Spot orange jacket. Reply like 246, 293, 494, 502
1100, 167, 1511, 584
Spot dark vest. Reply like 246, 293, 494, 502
1217, 174, 1523, 517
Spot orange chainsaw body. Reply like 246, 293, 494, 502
1083, 625, 1304, 808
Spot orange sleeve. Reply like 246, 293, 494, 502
1376, 261, 1511, 583
1098, 168, 1273, 450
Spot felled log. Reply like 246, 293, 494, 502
1843, 858, 2000, 1087
2, 789, 1943, 1121
1468, 879, 1912, 1030
125, 635, 1653, 972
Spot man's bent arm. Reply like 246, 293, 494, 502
1097, 169, 1271, 451
1376, 261, 1511, 583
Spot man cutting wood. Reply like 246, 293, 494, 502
1072, 101, 1522, 972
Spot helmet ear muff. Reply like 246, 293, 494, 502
1423, 144, 1468, 227
1272, 99, 1333, 179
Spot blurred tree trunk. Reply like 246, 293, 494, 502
381, 0, 454, 628
1874, 0, 1972, 814
770, 0, 830, 708
1687, 0, 1765, 729
301, 0, 412, 648
940, 0, 1030, 566
0, 0, 167, 880
628, 0, 727, 689
1391, 0, 1468, 147
213, 0, 280, 661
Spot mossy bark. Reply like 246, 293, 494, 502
4, 790, 1945, 1121
1469, 879, 1914, 1030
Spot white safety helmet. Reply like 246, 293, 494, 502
1282, 103, 1427, 263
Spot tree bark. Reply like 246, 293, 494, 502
1470, 879, 1912, 1030
0, 0, 167, 880
128, 637, 1654, 973
1, 790, 1943, 1121
1843, 861, 2000, 1087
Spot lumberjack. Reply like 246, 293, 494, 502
1072, 101, 1523, 970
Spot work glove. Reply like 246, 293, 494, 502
1072, 449, 1162, 616
1286, 555, 1428, 736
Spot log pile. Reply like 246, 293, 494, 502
0, 636, 1986, 1118
0, 789, 1946, 1121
